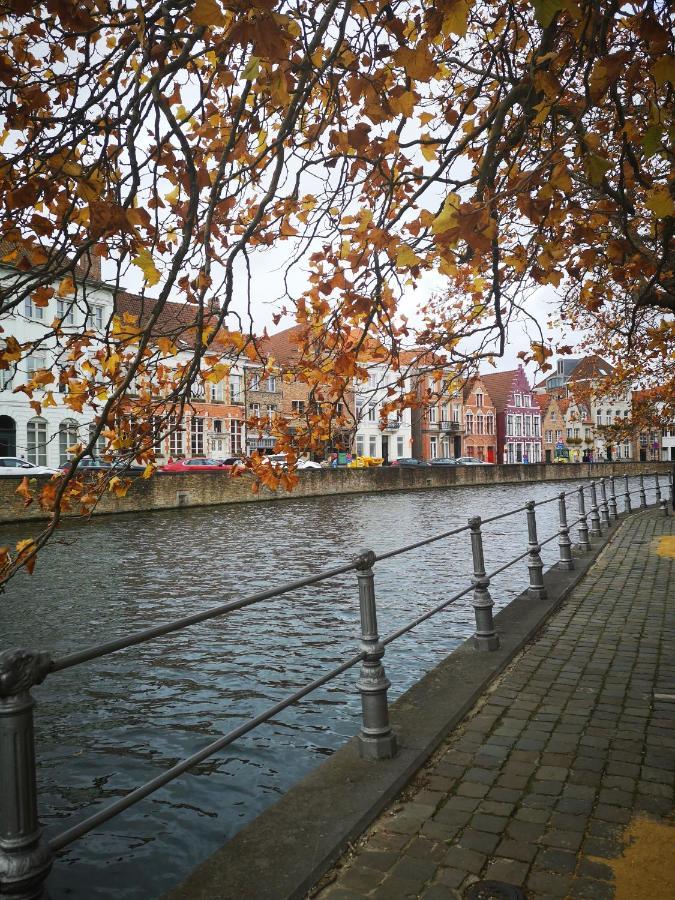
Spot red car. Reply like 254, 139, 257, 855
160, 457, 238, 473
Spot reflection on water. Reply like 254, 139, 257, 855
1, 476, 654, 898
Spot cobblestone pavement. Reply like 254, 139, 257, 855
313, 510, 674, 900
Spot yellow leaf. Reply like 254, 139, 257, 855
389, 90, 416, 118
646, 186, 675, 218
190, 0, 227, 27
585, 153, 611, 185
242, 55, 261, 81
652, 56, 675, 87
101, 352, 120, 376
442, 0, 471, 37
132, 248, 161, 286
165, 184, 180, 203
204, 362, 231, 383
421, 136, 439, 161
142, 464, 155, 479
396, 245, 422, 268
432, 194, 460, 234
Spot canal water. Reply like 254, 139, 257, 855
1, 475, 657, 898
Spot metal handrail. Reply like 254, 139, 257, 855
0, 468, 670, 898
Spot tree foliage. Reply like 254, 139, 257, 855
0, 0, 673, 581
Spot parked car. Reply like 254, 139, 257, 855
456, 457, 493, 465
261, 453, 321, 470
429, 457, 458, 466
60, 456, 145, 474
0, 457, 59, 476
160, 458, 236, 473
390, 457, 428, 467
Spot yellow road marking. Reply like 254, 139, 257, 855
654, 535, 675, 558
591, 817, 675, 900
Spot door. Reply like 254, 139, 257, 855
545, 449, 551, 463
453, 435, 461, 458
381, 434, 389, 464
0, 415, 16, 456
487, 446, 495, 463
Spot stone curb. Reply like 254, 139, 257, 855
163, 512, 644, 900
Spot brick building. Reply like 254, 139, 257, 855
481, 366, 542, 464
461, 376, 497, 462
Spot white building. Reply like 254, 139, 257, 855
353, 365, 413, 463
0, 254, 115, 468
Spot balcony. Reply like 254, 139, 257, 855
383, 418, 402, 432
441, 421, 461, 433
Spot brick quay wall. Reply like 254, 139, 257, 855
0, 462, 670, 525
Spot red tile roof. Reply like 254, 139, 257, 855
479, 369, 522, 411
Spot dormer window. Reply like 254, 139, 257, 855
514, 393, 522, 407
523, 395, 530, 407
475, 392, 483, 407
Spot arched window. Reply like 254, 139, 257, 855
88, 423, 106, 458
0, 415, 16, 456
59, 419, 80, 464
486, 414, 494, 435
27, 418, 48, 466
465, 412, 473, 434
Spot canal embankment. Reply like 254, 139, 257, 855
163, 507, 674, 900
0, 461, 670, 523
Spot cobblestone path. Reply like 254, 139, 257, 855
313, 510, 674, 900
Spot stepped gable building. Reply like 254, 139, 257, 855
462, 375, 497, 462
481, 366, 542, 464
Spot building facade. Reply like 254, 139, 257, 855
462, 376, 497, 462
481, 366, 542, 464
353, 364, 413, 462
0, 253, 116, 468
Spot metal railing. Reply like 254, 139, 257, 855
0, 469, 672, 897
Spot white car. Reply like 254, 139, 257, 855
263, 453, 321, 470
456, 457, 493, 465
0, 457, 59, 476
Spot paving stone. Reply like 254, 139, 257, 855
567, 877, 616, 898
536, 847, 578, 874
370, 876, 424, 899
540, 830, 583, 851
389, 855, 439, 885
470, 814, 508, 835
358, 850, 401, 872
455, 829, 500, 854
420, 883, 460, 900
576, 858, 615, 881
442, 846, 486, 874
527, 869, 573, 896
483, 858, 529, 884
338, 865, 387, 892
494, 839, 538, 863
435, 867, 465, 889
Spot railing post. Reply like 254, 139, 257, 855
639, 473, 647, 508
354, 551, 397, 759
557, 493, 574, 570
525, 501, 547, 599
468, 517, 499, 650
0, 650, 53, 900
624, 473, 632, 513
655, 473, 661, 504
608, 475, 618, 521
577, 485, 591, 551
670, 464, 674, 511
599, 478, 611, 528
661, 498, 669, 517
588, 482, 602, 537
